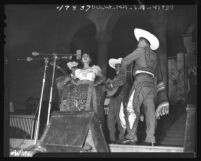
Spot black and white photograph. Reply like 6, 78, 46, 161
4, 3, 197, 157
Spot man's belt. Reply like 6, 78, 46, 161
135, 70, 155, 78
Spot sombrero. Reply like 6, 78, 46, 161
134, 28, 159, 50
67, 61, 78, 70
109, 58, 123, 69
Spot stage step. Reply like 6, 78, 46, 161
164, 132, 185, 138
109, 144, 184, 152
158, 111, 186, 146
159, 141, 184, 146
10, 139, 184, 153
10, 139, 36, 149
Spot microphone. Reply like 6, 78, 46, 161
32, 50, 82, 60
54, 55, 73, 60
76, 49, 81, 60
17, 57, 46, 62
26, 57, 34, 62
17, 57, 34, 61
32, 52, 39, 56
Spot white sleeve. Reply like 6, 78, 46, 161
74, 69, 80, 78
92, 65, 102, 75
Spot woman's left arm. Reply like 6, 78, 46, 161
93, 67, 106, 86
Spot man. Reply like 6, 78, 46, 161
121, 28, 169, 146
106, 58, 130, 143
56, 61, 78, 109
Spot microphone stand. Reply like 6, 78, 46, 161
46, 54, 58, 126
34, 57, 49, 144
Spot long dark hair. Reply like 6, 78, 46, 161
77, 53, 95, 69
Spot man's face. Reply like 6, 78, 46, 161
138, 38, 150, 48
115, 64, 121, 74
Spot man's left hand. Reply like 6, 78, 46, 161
155, 102, 169, 119
105, 82, 113, 90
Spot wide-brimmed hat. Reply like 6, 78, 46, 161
109, 58, 123, 69
134, 28, 159, 50
67, 61, 78, 70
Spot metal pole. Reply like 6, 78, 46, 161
46, 54, 58, 126
34, 57, 49, 144
183, 53, 188, 104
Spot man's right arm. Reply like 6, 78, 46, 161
121, 48, 143, 67
56, 75, 71, 89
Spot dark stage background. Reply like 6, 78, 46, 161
4, 5, 196, 112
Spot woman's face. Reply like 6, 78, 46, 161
82, 53, 91, 64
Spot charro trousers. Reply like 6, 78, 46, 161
125, 74, 157, 143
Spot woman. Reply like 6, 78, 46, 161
58, 53, 107, 151
69, 53, 106, 114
